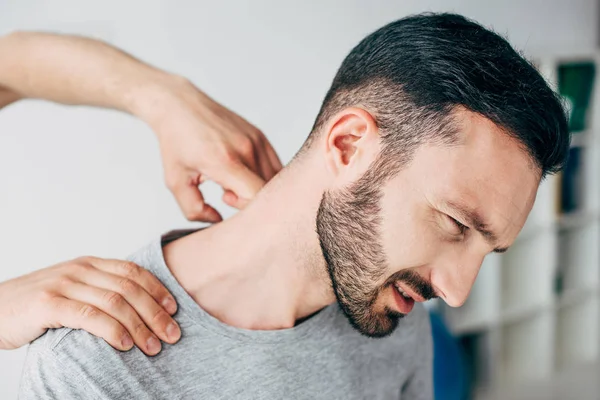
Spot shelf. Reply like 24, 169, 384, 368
556, 295, 599, 369
518, 175, 558, 240
445, 52, 600, 400
534, 50, 600, 65
482, 361, 600, 400
515, 221, 554, 243
557, 210, 599, 231
501, 301, 553, 326
570, 131, 592, 148
500, 311, 555, 385
557, 285, 600, 310
501, 231, 556, 314
444, 255, 501, 334
557, 220, 600, 292
584, 142, 600, 211
517, 209, 599, 238
460, 329, 502, 395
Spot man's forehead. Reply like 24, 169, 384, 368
394, 114, 541, 241
438, 154, 537, 242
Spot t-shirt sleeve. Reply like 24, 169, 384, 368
19, 327, 157, 400
401, 305, 434, 400
19, 343, 100, 400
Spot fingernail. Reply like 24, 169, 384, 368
161, 297, 177, 314
166, 322, 181, 342
121, 335, 133, 350
146, 336, 161, 355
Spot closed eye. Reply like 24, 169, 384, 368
448, 215, 468, 235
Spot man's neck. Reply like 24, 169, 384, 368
164, 156, 336, 330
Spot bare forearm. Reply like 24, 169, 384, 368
0, 31, 176, 116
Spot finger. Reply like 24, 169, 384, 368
73, 264, 181, 346
252, 145, 270, 182
177, 183, 221, 223
210, 161, 265, 206
50, 297, 133, 352
222, 189, 248, 209
61, 282, 173, 355
239, 139, 261, 178
169, 175, 222, 223
84, 258, 178, 316
264, 140, 283, 173
254, 142, 276, 182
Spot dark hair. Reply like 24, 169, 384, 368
301, 13, 569, 181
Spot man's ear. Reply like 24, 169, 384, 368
323, 107, 380, 184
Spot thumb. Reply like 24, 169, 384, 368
170, 177, 222, 222
210, 161, 265, 207
222, 189, 250, 210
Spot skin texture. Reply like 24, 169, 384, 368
0, 32, 282, 219
0, 32, 281, 352
0, 257, 180, 354
165, 106, 540, 338
319, 109, 539, 336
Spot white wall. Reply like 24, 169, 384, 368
0, 0, 596, 398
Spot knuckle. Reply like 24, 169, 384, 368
151, 307, 168, 325
78, 304, 99, 319
239, 138, 255, 156
72, 255, 92, 264
55, 276, 74, 289
118, 278, 140, 296
110, 326, 128, 343
71, 256, 100, 269
103, 291, 125, 309
217, 148, 237, 165
133, 320, 148, 336
120, 262, 141, 280
164, 174, 178, 191
251, 128, 265, 142
186, 203, 206, 220
69, 261, 93, 276
38, 289, 56, 303
185, 211, 201, 221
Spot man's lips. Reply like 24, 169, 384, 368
395, 282, 427, 303
392, 284, 415, 314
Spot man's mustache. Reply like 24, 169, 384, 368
385, 269, 437, 301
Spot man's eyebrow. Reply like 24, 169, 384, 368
444, 200, 509, 253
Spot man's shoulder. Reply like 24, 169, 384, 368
26, 325, 133, 369
20, 327, 109, 399
24, 324, 94, 364
21, 325, 155, 399
23, 231, 190, 369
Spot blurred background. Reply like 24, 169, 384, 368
0, 1, 598, 399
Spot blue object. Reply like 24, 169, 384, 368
429, 312, 468, 400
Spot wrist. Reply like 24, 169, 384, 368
126, 72, 194, 129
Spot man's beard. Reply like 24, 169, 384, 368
316, 173, 435, 338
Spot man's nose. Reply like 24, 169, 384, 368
432, 252, 485, 308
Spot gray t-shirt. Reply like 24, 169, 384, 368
19, 233, 433, 400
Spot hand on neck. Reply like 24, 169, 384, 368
164, 157, 337, 330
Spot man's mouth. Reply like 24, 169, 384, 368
394, 282, 427, 303
392, 282, 415, 314
395, 282, 412, 299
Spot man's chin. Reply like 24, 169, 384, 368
342, 305, 405, 338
